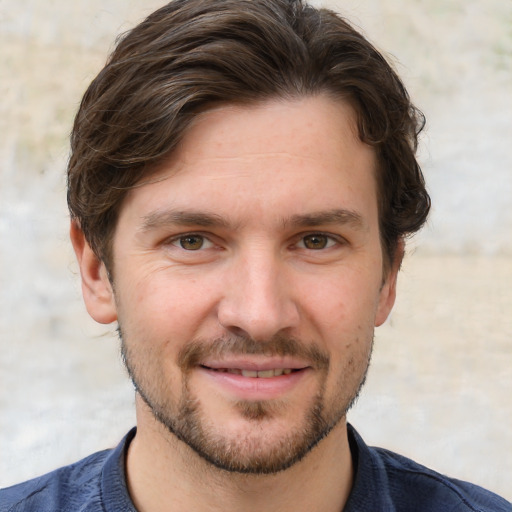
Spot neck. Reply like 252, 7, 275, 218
126, 401, 354, 512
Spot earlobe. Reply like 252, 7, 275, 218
70, 221, 118, 324
374, 240, 404, 327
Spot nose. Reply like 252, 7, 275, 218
217, 248, 300, 341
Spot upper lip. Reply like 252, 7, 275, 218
200, 357, 310, 371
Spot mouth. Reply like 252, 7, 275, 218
196, 360, 312, 400
200, 366, 300, 378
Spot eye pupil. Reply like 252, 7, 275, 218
303, 234, 328, 249
180, 235, 203, 250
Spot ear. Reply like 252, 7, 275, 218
374, 240, 404, 327
70, 220, 117, 324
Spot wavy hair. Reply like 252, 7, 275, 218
67, 0, 430, 269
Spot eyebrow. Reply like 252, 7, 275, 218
140, 207, 366, 233
284, 209, 366, 230
140, 210, 231, 232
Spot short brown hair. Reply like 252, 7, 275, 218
67, 0, 430, 269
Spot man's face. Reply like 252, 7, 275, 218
82, 96, 398, 474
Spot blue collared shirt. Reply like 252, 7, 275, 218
1, 425, 510, 511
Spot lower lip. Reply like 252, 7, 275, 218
198, 367, 310, 400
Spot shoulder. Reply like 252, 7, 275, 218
0, 449, 110, 512
346, 424, 511, 512
374, 446, 511, 511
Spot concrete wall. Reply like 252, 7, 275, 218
1, 0, 511, 500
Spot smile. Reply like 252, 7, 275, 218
198, 363, 310, 400
202, 367, 297, 378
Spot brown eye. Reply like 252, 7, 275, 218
179, 235, 205, 250
302, 234, 329, 250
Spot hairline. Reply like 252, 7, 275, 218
97, 92, 398, 280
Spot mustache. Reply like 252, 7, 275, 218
178, 334, 330, 371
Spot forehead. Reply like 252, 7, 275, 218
165, 96, 367, 175
121, 95, 378, 229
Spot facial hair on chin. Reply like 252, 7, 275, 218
119, 328, 373, 474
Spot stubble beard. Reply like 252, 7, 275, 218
120, 330, 372, 475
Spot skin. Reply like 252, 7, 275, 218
71, 95, 401, 512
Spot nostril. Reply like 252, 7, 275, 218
216, 282, 300, 341
219, 324, 251, 339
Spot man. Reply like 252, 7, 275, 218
1, 0, 510, 510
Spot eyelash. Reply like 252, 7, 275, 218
167, 232, 343, 252
168, 233, 214, 251
295, 233, 340, 250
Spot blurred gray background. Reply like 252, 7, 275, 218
1, 0, 511, 500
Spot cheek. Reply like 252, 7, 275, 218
300, 269, 382, 334
116, 265, 221, 344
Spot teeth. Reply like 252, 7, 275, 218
256, 369, 275, 378
209, 367, 296, 377
236, 369, 293, 378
